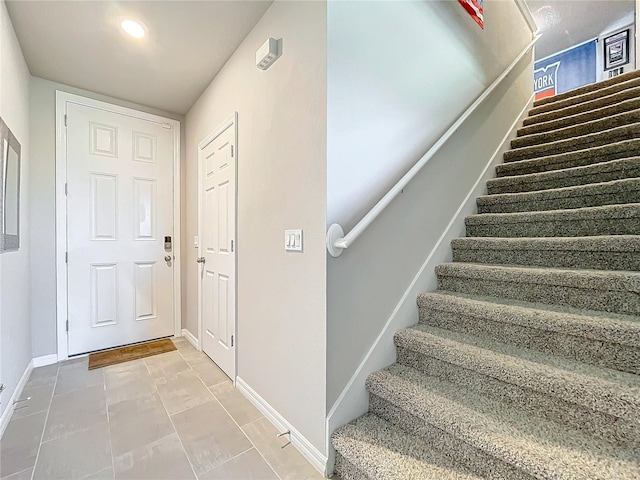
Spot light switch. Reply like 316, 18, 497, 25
285, 229, 303, 252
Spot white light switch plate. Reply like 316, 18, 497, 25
285, 229, 303, 252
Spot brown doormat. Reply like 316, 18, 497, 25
88, 338, 177, 370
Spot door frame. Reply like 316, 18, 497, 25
55, 91, 182, 361
196, 112, 238, 378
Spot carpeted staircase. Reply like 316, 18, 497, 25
332, 70, 640, 479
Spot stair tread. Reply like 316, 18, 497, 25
504, 123, 640, 163
531, 70, 640, 110
418, 289, 640, 346
396, 323, 640, 394
489, 157, 640, 192
527, 82, 640, 127
520, 95, 640, 135
451, 235, 640, 252
477, 178, 640, 206
497, 139, 640, 177
435, 261, 640, 291
368, 364, 640, 480
332, 413, 484, 480
513, 109, 640, 149
466, 202, 640, 225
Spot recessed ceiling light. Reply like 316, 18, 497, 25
121, 19, 146, 38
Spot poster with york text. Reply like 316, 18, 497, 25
534, 40, 597, 100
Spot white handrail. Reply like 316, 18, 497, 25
326, 34, 541, 257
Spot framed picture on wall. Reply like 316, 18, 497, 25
0, 118, 21, 252
604, 29, 629, 70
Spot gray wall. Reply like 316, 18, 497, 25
0, 0, 32, 419
29, 77, 184, 358
327, 0, 535, 230
326, 0, 534, 412
185, 1, 327, 452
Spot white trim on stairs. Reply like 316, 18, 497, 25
324, 92, 536, 473
0, 360, 33, 438
236, 377, 328, 477
181, 329, 199, 350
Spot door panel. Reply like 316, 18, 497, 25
199, 116, 237, 379
66, 102, 175, 355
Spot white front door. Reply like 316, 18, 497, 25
198, 114, 237, 379
66, 101, 176, 355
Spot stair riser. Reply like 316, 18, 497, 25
451, 246, 640, 271
418, 306, 640, 375
368, 394, 533, 480
334, 454, 365, 480
436, 274, 640, 315
496, 141, 640, 177
478, 188, 640, 213
530, 76, 640, 115
466, 216, 639, 239
477, 188, 640, 214
520, 97, 640, 136
504, 125, 640, 163
488, 161, 640, 194
513, 111, 640, 150
396, 347, 640, 449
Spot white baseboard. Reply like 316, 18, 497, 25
236, 377, 328, 477
33, 354, 58, 368
181, 329, 199, 350
0, 360, 34, 438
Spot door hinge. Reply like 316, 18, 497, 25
65, 183, 68, 195
231, 145, 234, 157
65, 252, 68, 264
66, 319, 69, 332
64, 114, 68, 127
231, 335, 234, 347
231, 240, 234, 252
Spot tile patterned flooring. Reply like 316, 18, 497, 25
0, 338, 324, 480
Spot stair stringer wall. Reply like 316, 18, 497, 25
325, 63, 534, 473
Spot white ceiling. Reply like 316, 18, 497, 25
527, 0, 635, 59
6, 1, 273, 114
7, 0, 635, 112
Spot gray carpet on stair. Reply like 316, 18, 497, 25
488, 157, 640, 194
332, 414, 484, 480
513, 109, 640, 149
476, 178, 640, 214
367, 365, 640, 480
530, 69, 640, 113
332, 62, 640, 480
450, 235, 640, 270
496, 139, 640, 177
504, 123, 640, 163
519, 95, 640, 136
525, 80, 640, 126
418, 290, 640, 373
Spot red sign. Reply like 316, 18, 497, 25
459, 0, 484, 29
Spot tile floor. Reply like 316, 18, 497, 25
0, 338, 324, 480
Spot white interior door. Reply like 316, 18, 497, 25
66, 102, 175, 355
198, 114, 237, 379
